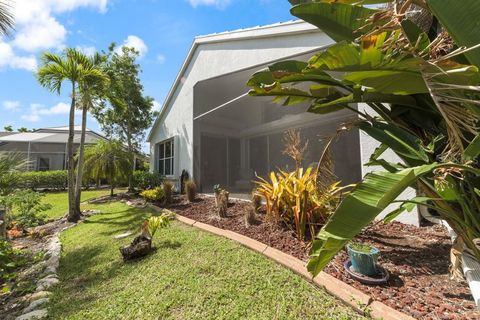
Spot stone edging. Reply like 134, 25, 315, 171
149, 204, 414, 320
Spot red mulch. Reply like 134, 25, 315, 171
163, 194, 479, 320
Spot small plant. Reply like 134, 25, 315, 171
349, 242, 374, 254
185, 180, 196, 202
163, 180, 175, 205
1, 190, 51, 230
140, 187, 165, 202
146, 214, 171, 238
120, 212, 172, 261
244, 204, 256, 227
251, 191, 262, 212
213, 184, 221, 195
217, 191, 228, 218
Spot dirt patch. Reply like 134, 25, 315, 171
165, 194, 479, 320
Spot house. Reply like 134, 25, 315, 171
0, 126, 105, 171
147, 20, 420, 225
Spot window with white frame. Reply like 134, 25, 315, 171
157, 138, 174, 176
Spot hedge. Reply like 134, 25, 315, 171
18, 170, 68, 191
132, 171, 163, 190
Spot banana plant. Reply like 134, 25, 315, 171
248, 0, 480, 276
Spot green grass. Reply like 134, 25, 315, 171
41, 189, 126, 220
48, 202, 368, 320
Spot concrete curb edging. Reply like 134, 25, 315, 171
155, 205, 414, 320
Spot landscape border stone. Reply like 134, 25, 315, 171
158, 205, 415, 320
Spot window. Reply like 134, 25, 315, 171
38, 157, 50, 171
157, 139, 174, 176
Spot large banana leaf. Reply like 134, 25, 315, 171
427, 0, 480, 68
290, 3, 377, 42
307, 163, 440, 276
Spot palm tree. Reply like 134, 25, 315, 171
0, 0, 14, 36
82, 140, 130, 197
37, 49, 106, 222
74, 53, 109, 215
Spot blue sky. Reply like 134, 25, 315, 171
0, 0, 293, 136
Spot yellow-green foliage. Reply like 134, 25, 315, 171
140, 187, 165, 202
146, 214, 171, 238
255, 167, 345, 242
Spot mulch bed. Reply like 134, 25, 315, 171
163, 194, 479, 320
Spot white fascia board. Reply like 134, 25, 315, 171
146, 20, 321, 142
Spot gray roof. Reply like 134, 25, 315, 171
0, 132, 14, 137
0, 130, 102, 144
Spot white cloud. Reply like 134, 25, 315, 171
156, 54, 166, 64
152, 100, 162, 112
187, 0, 231, 8
76, 45, 97, 56
2, 100, 21, 110
21, 102, 75, 122
0, 0, 109, 71
116, 35, 148, 57
0, 42, 37, 71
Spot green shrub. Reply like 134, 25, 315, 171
140, 187, 165, 202
133, 171, 162, 190
18, 170, 68, 191
0, 240, 27, 283
2, 190, 51, 229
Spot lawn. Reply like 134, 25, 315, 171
41, 188, 126, 220
48, 201, 367, 320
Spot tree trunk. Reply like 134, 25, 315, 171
74, 104, 88, 216
126, 137, 135, 193
110, 169, 115, 197
67, 85, 79, 222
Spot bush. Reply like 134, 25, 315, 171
18, 170, 67, 191
2, 190, 51, 229
140, 187, 165, 202
133, 171, 162, 191
185, 180, 196, 203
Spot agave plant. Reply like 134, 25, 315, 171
248, 0, 480, 275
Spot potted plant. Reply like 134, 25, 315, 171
346, 242, 380, 276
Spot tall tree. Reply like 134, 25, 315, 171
93, 45, 156, 192
37, 49, 106, 222
0, 0, 14, 36
74, 53, 109, 216
3, 125, 12, 132
82, 140, 131, 197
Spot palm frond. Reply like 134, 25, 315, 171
0, 0, 14, 37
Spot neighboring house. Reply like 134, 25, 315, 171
0, 126, 105, 171
147, 20, 419, 225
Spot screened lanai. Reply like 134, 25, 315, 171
0, 131, 99, 171
192, 56, 363, 193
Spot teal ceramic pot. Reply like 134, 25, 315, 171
346, 244, 380, 276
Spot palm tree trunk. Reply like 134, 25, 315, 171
74, 104, 88, 216
67, 85, 79, 222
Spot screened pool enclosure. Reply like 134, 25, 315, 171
192, 62, 363, 193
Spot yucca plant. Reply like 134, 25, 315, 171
248, 0, 480, 275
